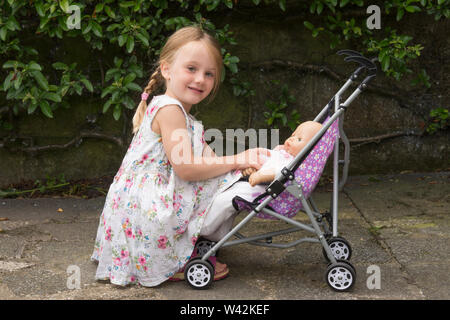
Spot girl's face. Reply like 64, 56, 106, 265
161, 41, 217, 111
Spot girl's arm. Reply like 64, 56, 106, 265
154, 105, 269, 181
202, 142, 217, 158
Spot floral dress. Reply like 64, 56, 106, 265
91, 95, 242, 287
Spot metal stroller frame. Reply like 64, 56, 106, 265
185, 50, 377, 291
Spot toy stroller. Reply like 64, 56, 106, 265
185, 50, 377, 291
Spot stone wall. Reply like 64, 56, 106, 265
0, 5, 448, 187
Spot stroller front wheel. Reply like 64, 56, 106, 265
325, 260, 356, 292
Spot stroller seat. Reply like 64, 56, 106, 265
233, 117, 339, 220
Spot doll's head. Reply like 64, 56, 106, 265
283, 121, 323, 156
132, 26, 223, 133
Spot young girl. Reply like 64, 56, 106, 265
91, 26, 269, 287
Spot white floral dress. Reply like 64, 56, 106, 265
91, 95, 242, 287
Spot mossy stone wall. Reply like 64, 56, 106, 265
1, 8, 449, 187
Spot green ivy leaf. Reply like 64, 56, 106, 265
122, 95, 135, 109
118, 34, 127, 47
3, 73, 14, 90
80, 78, 94, 92
27, 62, 42, 71
52, 62, 68, 71
125, 82, 141, 92
40, 100, 53, 118
30, 71, 49, 90
135, 31, 149, 47
304, 21, 314, 30
43, 92, 62, 103
103, 99, 112, 113
126, 36, 135, 53
113, 104, 121, 120
3, 60, 18, 69
35, 2, 45, 16
28, 103, 38, 115
59, 0, 69, 13
397, 8, 405, 21
123, 73, 136, 86
105, 6, 116, 19
91, 21, 103, 37
0, 27, 7, 41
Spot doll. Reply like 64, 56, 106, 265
242, 121, 323, 186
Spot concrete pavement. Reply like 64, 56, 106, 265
0, 172, 448, 300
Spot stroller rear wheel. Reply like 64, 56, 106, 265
195, 239, 218, 257
325, 260, 356, 292
323, 236, 352, 262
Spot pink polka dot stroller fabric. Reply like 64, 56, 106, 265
233, 118, 340, 220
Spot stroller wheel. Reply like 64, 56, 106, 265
195, 239, 218, 257
323, 236, 352, 262
184, 258, 214, 290
325, 260, 356, 292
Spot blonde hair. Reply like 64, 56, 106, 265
132, 26, 223, 133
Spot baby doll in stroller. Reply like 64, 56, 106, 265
243, 121, 323, 187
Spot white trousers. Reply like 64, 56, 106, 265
200, 181, 266, 242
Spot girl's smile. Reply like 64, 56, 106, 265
188, 86, 204, 94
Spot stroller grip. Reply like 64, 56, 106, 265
337, 49, 363, 57
344, 56, 377, 74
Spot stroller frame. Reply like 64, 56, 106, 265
185, 51, 377, 291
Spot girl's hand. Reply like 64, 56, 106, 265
235, 148, 271, 171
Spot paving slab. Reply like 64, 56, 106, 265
0, 172, 448, 300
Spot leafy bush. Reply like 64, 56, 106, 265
0, 0, 448, 134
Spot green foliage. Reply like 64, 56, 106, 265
426, 107, 449, 134
101, 56, 143, 120
0, 0, 259, 123
263, 81, 300, 131
303, 0, 449, 80
0, 0, 448, 135
366, 28, 424, 80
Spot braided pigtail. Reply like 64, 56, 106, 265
132, 67, 163, 134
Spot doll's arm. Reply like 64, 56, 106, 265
273, 145, 285, 151
248, 169, 276, 186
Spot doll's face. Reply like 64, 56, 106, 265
283, 130, 305, 156
283, 121, 323, 156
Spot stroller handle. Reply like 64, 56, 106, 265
337, 50, 378, 85
343, 54, 378, 90
337, 49, 363, 57
344, 56, 377, 74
